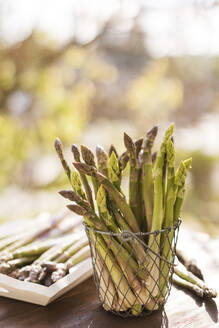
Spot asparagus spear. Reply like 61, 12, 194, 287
72, 144, 94, 209
51, 245, 91, 283
0, 256, 37, 274
55, 235, 88, 263
2, 212, 65, 254
174, 266, 217, 298
54, 138, 71, 181
66, 191, 148, 286
147, 124, 174, 297
135, 138, 143, 158
174, 158, 192, 223
71, 171, 86, 199
66, 245, 90, 269
10, 236, 71, 259
0, 233, 28, 253
67, 193, 147, 282
124, 133, 142, 227
96, 145, 108, 177
96, 185, 120, 233
24, 234, 82, 283
92, 244, 121, 311
151, 123, 174, 233
73, 162, 140, 233
176, 249, 204, 281
59, 190, 93, 214
108, 151, 121, 190
172, 275, 204, 298
89, 230, 137, 310
142, 126, 158, 232
102, 191, 148, 270
81, 145, 98, 197
109, 145, 118, 159
159, 138, 177, 298
118, 151, 129, 172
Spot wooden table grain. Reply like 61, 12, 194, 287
0, 228, 218, 328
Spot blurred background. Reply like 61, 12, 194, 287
0, 0, 219, 236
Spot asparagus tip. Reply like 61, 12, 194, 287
81, 145, 96, 166
184, 157, 192, 169
96, 145, 108, 162
147, 126, 158, 139
109, 144, 118, 158
67, 204, 87, 216
124, 132, 135, 156
54, 137, 63, 158
135, 138, 143, 156
71, 144, 81, 162
73, 162, 97, 176
59, 190, 80, 202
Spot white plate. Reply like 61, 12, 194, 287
0, 258, 92, 305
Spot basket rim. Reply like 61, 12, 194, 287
83, 218, 181, 237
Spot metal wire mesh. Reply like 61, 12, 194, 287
85, 219, 181, 317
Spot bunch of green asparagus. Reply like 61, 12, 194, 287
0, 212, 90, 286
55, 124, 216, 315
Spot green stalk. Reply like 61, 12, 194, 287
54, 138, 71, 181
0, 256, 37, 274
0, 233, 27, 253
59, 190, 93, 214
174, 186, 185, 223
135, 138, 143, 158
147, 124, 174, 297
67, 192, 146, 282
174, 267, 217, 298
81, 145, 98, 197
73, 162, 140, 233
108, 201, 149, 269
51, 245, 91, 283
173, 158, 192, 223
72, 144, 94, 209
108, 151, 121, 190
159, 138, 177, 298
124, 133, 141, 227
56, 236, 88, 263
11, 236, 69, 259
102, 234, 147, 281
118, 151, 129, 173
142, 126, 158, 232
176, 249, 204, 281
93, 246, 120, 311
109, 145, 118, 159
71, 171, 86, 199
172, 275, 204, 298
96, 185, 120, 232
90, 231, 137, 310
96, 145, 108, 177
65, 245, 90, 269
25, 235, 80, 283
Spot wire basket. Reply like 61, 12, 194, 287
84, 219, 181, 317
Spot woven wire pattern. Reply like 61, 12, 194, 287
85, 220, 181, 317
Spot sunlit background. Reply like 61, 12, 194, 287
1, 0, 219, 235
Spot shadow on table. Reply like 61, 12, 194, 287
205, 298, 218, 323
86, 307, 169, 328
174, 284, 218, 324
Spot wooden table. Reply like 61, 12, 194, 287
0, 228, 218, 328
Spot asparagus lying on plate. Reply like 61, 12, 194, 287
0, 212, 90, 286
55, 123, 216, 316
